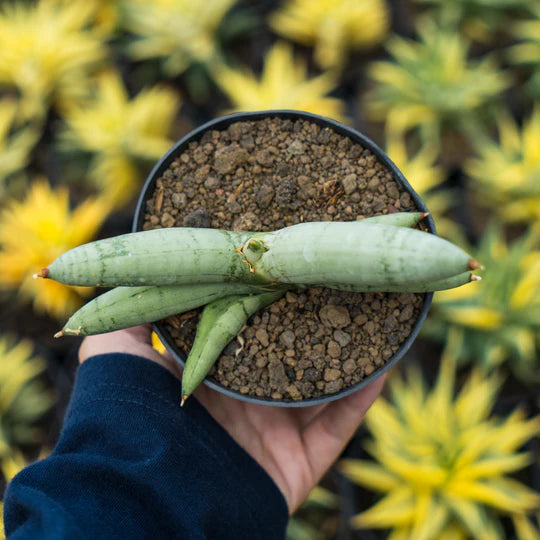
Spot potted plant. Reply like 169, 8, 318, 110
38, 111, 481, 406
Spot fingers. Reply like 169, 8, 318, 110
301, 375, 386, 483
78, 325, 183, 379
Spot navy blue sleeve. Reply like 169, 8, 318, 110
3, 354, 288, 539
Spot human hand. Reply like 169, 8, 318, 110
79, 325, 385, 514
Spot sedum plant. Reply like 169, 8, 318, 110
365, 17, 510, 149
465, 106, 540, 226
0, 180, 110, 319
507, 4, 540, 97
268, 0, 389, 70
0, 449, 43, 540
426, 223, 539, 379
38, 212, 481, 401
119, 0, 237, 76
412, 0, 535, 43
212, 42, 346, 122
0, 99, 40, 195
0, 336, 53, 463
338, 331, 540, 539
0, 0, 106, 120
384, 132, 462, 240
286, 485, 339, 540
61, 70, 181, 208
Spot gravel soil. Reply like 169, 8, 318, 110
142, 117, 425, 401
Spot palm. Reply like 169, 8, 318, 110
79, 325, 385, 514
194, 377, 384, 513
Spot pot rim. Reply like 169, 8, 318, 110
133, 109, 434, 407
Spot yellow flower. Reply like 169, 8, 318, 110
0, 180, 110, 319
466, 106, 540, 225
366, 18, 510, 146
121, 0, 236, 75
0, 335, 53, 453
0, 99, 40, 191
151, 332, 167, 354
0, 0, 106, 119
213, 42, 346, 122
429, 224, 540, 377
339, 332, 540, 539
62, 70, 180, 207
269, 0, 389, 70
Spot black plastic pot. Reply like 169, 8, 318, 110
133, 110, 435, 407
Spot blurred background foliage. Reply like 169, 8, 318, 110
0, 0, 538, 539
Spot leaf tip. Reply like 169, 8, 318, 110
34, 268, 49, 279
467, 258, 484, 271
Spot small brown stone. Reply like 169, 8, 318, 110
327, 340, 341, 358
214, 145, 249, 174
324, 368, 341, 382
343, 359, 356, 374
342, 174, 357, 194
319, 305, 351, 328
256, 328, 269, 347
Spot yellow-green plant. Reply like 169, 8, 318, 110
427, 223, 539, 379
0, 99, 40, 194
0, 180, 110, 319
268, 0, 389, 70
413, 0, 535, 43
338, 332, 540, 539
365, 17, 510, 148
0, 449, 44, 540
0, 336, 53, 462
120, 0, 236, 76
61, 70, 180, 207
286, 486, 339, 540
385, 132, 462, 240
508, 4, 540, 97
0, 0, 106, 120
466, 106, 540, 226
212, 42, 346, 122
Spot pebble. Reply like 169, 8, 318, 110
324, 368, 341, 382
279, 330, 296, 349
327, 340, 341, 358
287, 140, 305, 155
343, 359, 356, 374
342, 173, 357, 194
161, 212, 175, 227
255, 328, 269, 347
333, 329, 352, 347
182, 208, 210, 228
325, 380, 344, 394
255, 185, 274, 208
319, 305, 351, 328
214, 145, 248, 174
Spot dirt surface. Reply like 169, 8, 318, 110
142, 117, 425, 401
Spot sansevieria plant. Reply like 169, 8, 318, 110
37, 211, 481, 402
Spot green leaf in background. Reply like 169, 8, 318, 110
365, 17, 510, 150
466, 105, 540, 226
268, 0, 389, 70
338, 330, 540, 539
